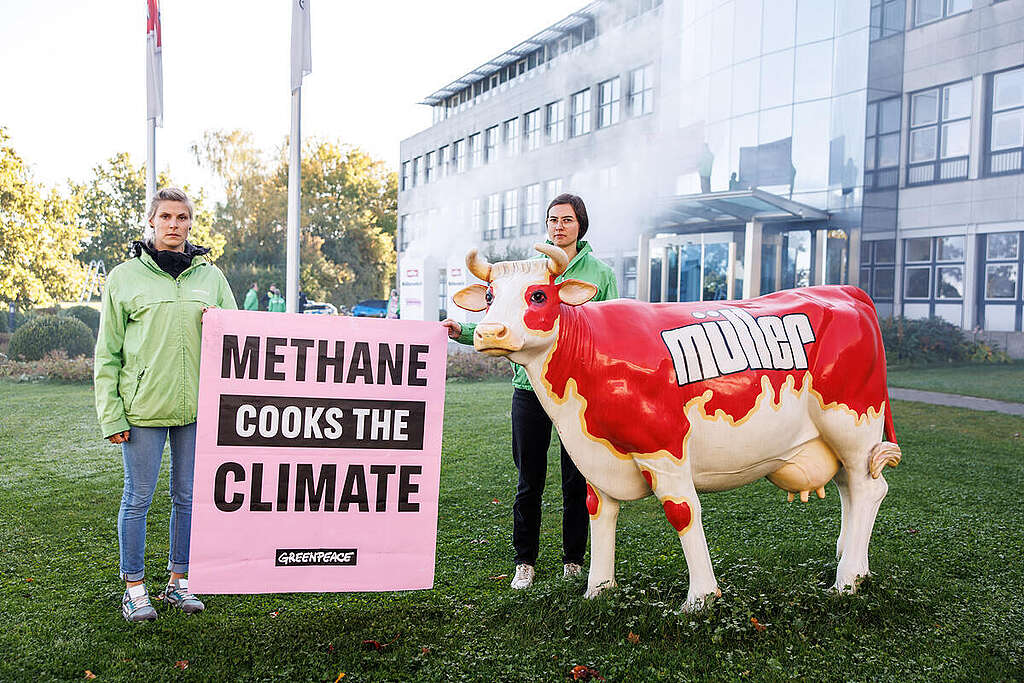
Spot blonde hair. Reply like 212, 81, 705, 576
143, 187, 194, 243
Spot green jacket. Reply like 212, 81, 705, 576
94, 250, 237, 438
243, 288, 259, 310
268, 294, 286, 312
455, 240, 618, 390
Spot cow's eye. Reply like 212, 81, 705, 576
530, 290, 547, 304
485, 289, 493, 305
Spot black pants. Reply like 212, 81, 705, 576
510, 388, 588, 566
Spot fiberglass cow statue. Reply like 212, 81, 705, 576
453, 244, 901, 610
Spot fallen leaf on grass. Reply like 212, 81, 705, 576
571, 664, 605, 680
491, 498, 500, 504
25, 578, 33, 583
333, 673, 346, 682
269, 611, 279, 618
421, 647, 431, 654
626, 631, 640, 644
84, 671, 96, 680
362, 634, 401, 651
750, 617, 767, 632
488, 574, 509, 580
906, 528, 918, 534
174, 661, 188, 670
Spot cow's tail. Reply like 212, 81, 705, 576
869, 391, 902, 479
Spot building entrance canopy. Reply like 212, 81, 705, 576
655, 189, 828, 232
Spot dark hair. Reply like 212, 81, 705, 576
546, 193, 589, 239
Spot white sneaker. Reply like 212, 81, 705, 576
563, 562, 583, 578
510, 564, 535, 589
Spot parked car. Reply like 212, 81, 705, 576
351, 299, 387, 318
302, 301, 338, 315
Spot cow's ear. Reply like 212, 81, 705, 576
453, 284, 488, 312
558, 279, 598, 306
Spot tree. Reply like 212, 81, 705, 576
0, 128, 86, 308
194, 130, 396, 308
73, 153, 224, 270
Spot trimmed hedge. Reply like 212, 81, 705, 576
7, 315, 94, 361
880, 316, 1008, 365
63, 305, 101, 336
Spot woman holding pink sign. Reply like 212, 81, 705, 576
94, 187, 236, 622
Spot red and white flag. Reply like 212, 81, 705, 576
146, 0, 163, 126
290, 0, 311, 92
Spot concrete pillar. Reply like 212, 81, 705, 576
637, 232, 650, 302
848, 228, 862, 287
813, 228, 829, 286
742, 220, 762, 299
963, 224, 978, 329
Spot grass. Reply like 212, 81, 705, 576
1, 380, 1023, 682
887, 362, 1024, 404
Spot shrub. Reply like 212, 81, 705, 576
880, 316, 1009, 365
7, 315, 94, 361
0, 313, 6, 334
446, 349, 511, 380
64, 305, 101, 336
7, 309, 28, 332
0, 350, 94, 382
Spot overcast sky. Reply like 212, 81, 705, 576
0, 0, 585, 192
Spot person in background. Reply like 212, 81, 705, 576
243, 282, 259, 311
442, 193, 618, 591
268, 286, 286, 312
94, 187, 237, 622
298, 290, 308, 314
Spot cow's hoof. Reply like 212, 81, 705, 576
832, 573, 867, 594
584, 580, 615, 599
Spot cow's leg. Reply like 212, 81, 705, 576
831, 459, 889, 592
643, 466, 719, 611
834, 470, 852, 561
583, 483, 619, 599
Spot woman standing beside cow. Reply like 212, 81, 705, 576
442, 193, 618, 590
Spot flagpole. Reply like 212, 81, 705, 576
286, 89, 301, 314
146, 117, 156, 209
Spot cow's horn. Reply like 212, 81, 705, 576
535, 243, 569, 276
466, 249, 492, 282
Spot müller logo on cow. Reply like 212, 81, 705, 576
661, 308, 816, 386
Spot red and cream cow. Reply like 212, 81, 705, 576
453, 244, 901, 610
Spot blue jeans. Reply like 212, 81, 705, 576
118, 423, 196, 581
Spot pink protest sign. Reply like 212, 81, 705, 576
189, 310, 446, 594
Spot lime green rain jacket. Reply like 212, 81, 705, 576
455, 240, 618, 390
243, 287, 259, 310
94, 249, 237, 438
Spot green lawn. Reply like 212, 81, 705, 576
1, 381, 1022, 682
887, 362, 1024, 404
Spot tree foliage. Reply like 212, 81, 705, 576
0, 128, 87, 308
73, 153, 224, 270
194, 130, 397, 307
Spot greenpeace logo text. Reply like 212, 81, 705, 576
275, 548, 358, 567
661, 309, 816, 386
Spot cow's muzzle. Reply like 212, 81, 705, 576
473, 322, 523, 355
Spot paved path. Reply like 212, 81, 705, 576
888, 387, 1024, 417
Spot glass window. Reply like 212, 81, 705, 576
865, 96, 901, 189
761, 50, 794, 110
484, 126, 498, 164
502, 189, 518, 238
908, 81, 971, 185
987, 233, 1019, 260
915, 0, 968, 26
598, 77, 621, 128
454, 139, 466, 173
524, 184, 541, 234
437, 146, 449, 178
525, 109, 541, 151
937, 235, 965, 261
876, 239, 896, 263
424, 151, 434, 183
906, 237, 931, 262
935, 266, 964, 299
504, 117, 520, 156
400, 161, 410, 191
546, 100, 566, 144
485, 193, 500, 240
874, 268, 896, 299
904, 266, 931, 298
629, 65, 654, 116
571, 89, 592, 137
988, 67, 1024, 175
413, 157, 423, 187
545, 178, 563, 204
986, 263, 1018, 299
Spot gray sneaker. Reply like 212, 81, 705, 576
158, 578, 205, 614
122, 583, 157, 622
